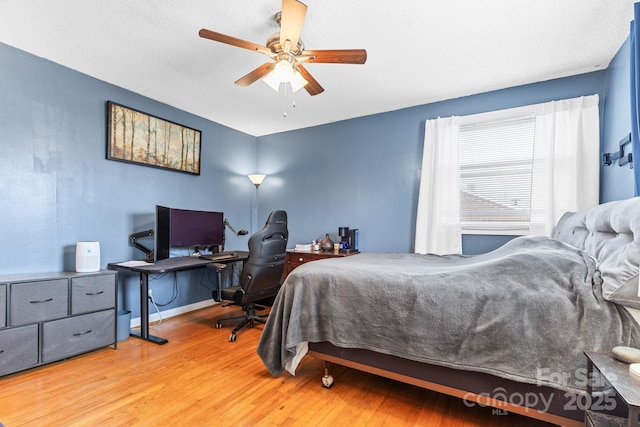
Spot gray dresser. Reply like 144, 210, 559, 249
0, 270, 117, 376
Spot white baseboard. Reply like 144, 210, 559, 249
130, 299, 218, 328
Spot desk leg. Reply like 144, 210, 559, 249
216, 269, 221, 302
129, 272, 168, 345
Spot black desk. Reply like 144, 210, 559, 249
108, 252, 249, 344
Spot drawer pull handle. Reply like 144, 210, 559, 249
73, 330, 92, 337
298, 258, 304, 262
30, 298, 53, 304
86, 291, 104, 296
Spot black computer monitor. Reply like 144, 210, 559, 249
154, 205, 224, 261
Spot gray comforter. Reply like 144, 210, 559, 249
257, 236, 640, 393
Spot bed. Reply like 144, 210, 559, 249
257, 197, 640, 427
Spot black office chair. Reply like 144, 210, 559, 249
214, 210, 288, 342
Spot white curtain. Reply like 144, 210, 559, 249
415, 94, 600, 254
415, 117, 461, 255
528, 95, 600, 235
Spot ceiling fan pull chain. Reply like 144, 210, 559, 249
292, 86, 297, 109
282, 83, 288, 117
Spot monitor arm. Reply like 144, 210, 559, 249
224, 219, 248, 236
129, 229, 155, 262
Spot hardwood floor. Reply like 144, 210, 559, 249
0, 305, 555, 426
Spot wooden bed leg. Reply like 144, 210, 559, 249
322, 361, 335, 389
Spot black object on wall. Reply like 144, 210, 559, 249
602, 133, 633, 168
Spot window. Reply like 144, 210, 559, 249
416, 94, 599, 255
458, 116, 535, 234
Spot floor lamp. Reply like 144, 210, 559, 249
248, 174, 266, 233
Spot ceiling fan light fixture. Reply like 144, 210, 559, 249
262, 71, 282, 91
262, 60, 308, 93
290, 69, 308, 93
274, 59, 294, 82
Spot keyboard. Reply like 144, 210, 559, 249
200, 252, 237, 261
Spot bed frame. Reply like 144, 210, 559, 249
278, 198, 640, 427
309, 342, 585, 427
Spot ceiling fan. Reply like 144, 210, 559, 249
198, 0, 367, 96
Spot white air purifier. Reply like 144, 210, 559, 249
76, 241, 101, 272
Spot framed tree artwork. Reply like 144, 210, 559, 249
106, 101, 202, 175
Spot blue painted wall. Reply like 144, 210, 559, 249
0, 33, 634, 316
601, 37, 635, 202
257, 72, 608, 254
0, 43, 257, 317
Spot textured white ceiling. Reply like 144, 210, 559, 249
0, 0, 635, 136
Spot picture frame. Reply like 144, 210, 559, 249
106, 101, 201, 175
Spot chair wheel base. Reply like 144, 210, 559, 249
215, 304, 269, 339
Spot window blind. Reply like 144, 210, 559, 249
458, 116, 535, 230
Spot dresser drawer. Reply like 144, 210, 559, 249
0, 284, 5, 328
71, 274, 115, 314
0, 324, 38, 376
286, 257, 305, 270
42, 309, 114, 362
285, 252, 322, 270
284, 250, 359, 281
10, 279, 68, 326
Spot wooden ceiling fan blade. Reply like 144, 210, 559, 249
235, 62, 275, 86
300, 49, 367, 64
279, 0, 307, 53
199, 28, 273, 56
296, 64, 324, 96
